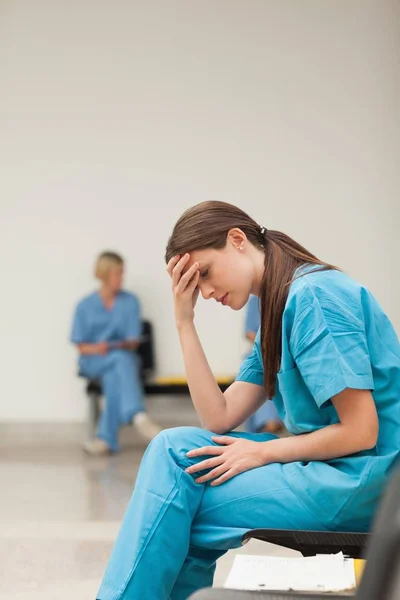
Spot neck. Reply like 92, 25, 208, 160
251, 247, 266, 296
99, 286, 117, 301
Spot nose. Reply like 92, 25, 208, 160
199, 282, 215, 300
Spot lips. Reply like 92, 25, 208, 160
220, 293, 228, 306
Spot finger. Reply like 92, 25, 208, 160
195, 464, 228, 484
186, 445, 224, 458
166, 255, 181, 277
211, 467, 238, 486
185, 455, 224, 475
171, 254, 190, 286
187, 270, 200, 295
211, 436, 238, 446
176, 267, 199, 297
175, 263, 199, 294
170, 254, 189, 282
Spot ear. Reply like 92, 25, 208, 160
226, 228, 247, 251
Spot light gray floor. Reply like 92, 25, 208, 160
0, 395, 298, 600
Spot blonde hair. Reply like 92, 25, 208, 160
94, 251, 124, 280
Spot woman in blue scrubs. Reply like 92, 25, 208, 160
97, 202, 400, 599
71, 251, 161, 455
245, 294, 283, 434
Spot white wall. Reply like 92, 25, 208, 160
1, 0, 399, 421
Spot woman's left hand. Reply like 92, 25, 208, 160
185, 436, 269, 486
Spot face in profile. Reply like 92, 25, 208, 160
183, 242, 256, 311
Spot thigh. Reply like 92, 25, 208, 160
150, 427, 328, 551
107, 349, 140, 379
190, 453, 329, 551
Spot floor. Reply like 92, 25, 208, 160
0, 395, 299, 600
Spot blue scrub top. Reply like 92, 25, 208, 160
236, 266, 400, 529
71, 291, 141, 345
245, 295, 261, 334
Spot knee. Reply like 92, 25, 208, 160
149, 426, 209, 464
152, 426, 204, 448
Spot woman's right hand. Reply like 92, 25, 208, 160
167, 254, 200, 328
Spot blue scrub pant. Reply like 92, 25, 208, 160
246, 400, 282, 433
97, 426, 328, 600
80, 350, 144, 451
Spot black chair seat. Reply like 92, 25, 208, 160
242, 529, 371, 559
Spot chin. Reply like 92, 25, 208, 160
230, 296, 248, 311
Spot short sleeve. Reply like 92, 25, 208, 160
125, 295, 141, 340
70, 304, 87, 344
236, 330, 264, 387
290, 296, 374, 408
245, 295, 261, 334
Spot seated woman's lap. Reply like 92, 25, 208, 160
80, 349, 136, 379
156, 426, 328, 552
190, 463, 329, 551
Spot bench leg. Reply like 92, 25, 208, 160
87, 392, 101, 441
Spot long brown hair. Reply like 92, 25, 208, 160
165, 201, 337, 398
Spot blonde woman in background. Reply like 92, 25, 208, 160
71, 251, 161, 455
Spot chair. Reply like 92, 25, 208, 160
189, 464, 400, 600
82, 319, 155, 441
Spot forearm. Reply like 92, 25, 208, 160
178, 322, 227, 431
77, 343, 101, 355
263, 422, 375, 464
111, 340, 140, 351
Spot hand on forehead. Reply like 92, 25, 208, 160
181, 250, 206, 273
